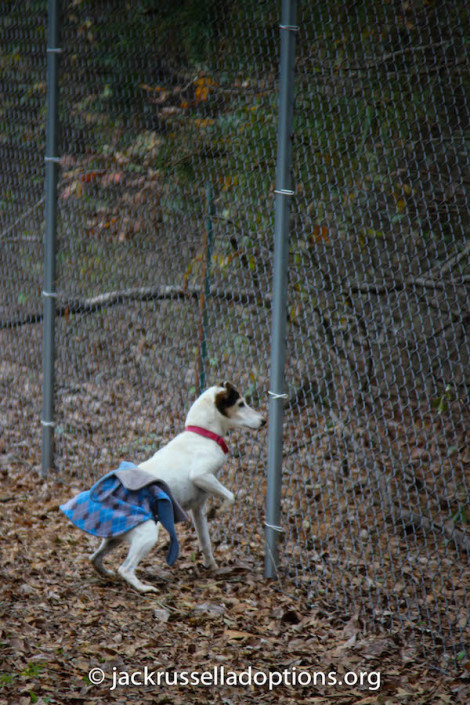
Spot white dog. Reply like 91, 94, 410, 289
89, 382, 266, 592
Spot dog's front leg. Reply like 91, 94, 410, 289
192, 473, 235, 504
192, 503, 218, 570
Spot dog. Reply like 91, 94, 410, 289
89, 382, 266, 592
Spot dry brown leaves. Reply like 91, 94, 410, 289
0, 464, 468, 705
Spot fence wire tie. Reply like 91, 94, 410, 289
279, 24, 299, 32
41, 419, 55, 428
274, 188, 294, 196
265, 521, 285, 534
44, 156, 60, 163
47, 47, 62, 53
268, 390, 288, 400
42, 290, 57, 298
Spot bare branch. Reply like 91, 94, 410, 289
0, 198, 45, 242
399, 510, 470, 554
0, 284, 272, 330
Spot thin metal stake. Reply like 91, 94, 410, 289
41, 0, 61, 476
265, 0, 298, 578
196, 184, 214, 394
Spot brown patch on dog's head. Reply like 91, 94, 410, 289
215, 381, 241, 417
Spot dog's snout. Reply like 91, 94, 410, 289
260, 417, 267, 427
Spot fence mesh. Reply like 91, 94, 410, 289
1, 0, 469, 670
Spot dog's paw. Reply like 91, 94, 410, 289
90, 558, 116, 579
138, 584, 159, 593
202, 558, 218, 571
118, 567, 158, 593
219, 495, 235, 512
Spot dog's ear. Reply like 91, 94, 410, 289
215, 382, 240, 416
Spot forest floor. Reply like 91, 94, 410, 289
1, 461, 469, 705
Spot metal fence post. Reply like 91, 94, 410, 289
196, 184, 214, 395
265, 0, 297, 578
41, 0, 61, 476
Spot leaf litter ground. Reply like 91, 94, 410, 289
1, 462, 468, 705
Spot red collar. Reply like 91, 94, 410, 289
185, 425, 229, 455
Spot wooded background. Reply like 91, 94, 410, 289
1, 0, 469, 671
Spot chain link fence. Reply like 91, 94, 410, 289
1, 0, 469, 670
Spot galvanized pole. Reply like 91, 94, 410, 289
41, 0, 61, 476
199, 184, 214, 394
195, 184, 214, 395
265, 0, 297, 578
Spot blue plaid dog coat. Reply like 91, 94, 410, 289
60, 461, 187, 566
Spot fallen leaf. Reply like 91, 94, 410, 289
192, 602, 226, 618
154, 607, 170, 622
223, 629, 257, 641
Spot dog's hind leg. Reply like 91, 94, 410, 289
192, 503, 217, 570
89, 537, 122, 578
89, 536, 122, 578
117, 520, 160, 593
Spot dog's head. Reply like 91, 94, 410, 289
214, 381, 266, 430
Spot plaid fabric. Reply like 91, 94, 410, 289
60, 461, 182, 565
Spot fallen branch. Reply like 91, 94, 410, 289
0, 284, 272, 330
345, 272, 468, 296
4, 258, 467, 330
329, 411, 470, 555
429, 239, 470, 278
399, 510, 470, 554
